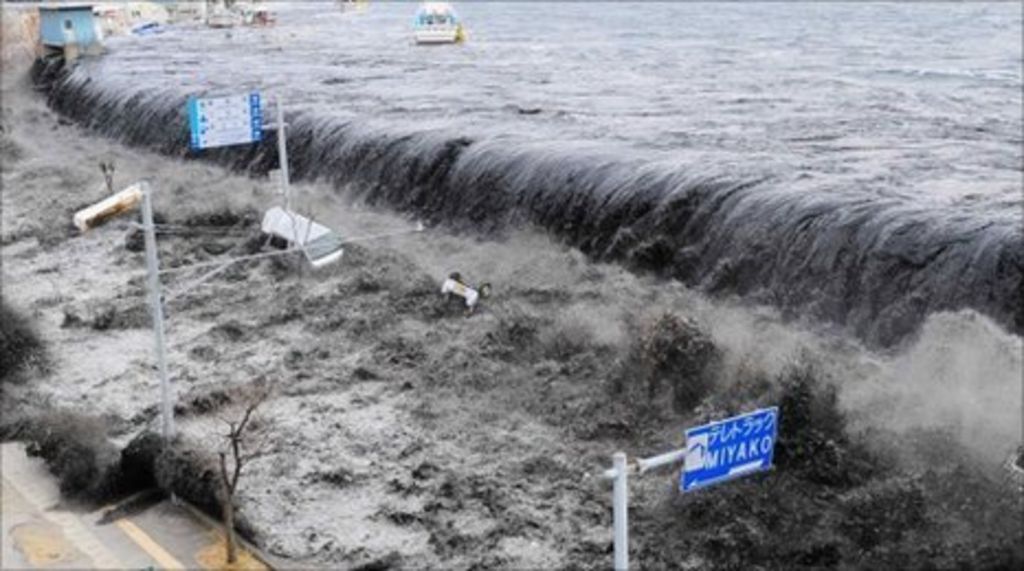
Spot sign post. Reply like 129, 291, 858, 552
611, 452, 628, 571
601, 406, 779, 571
275, 95, 291, 213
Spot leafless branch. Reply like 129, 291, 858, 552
214, 382, 273, 565
218, 451, 230, 495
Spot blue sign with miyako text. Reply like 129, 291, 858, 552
681, 407, 778, 492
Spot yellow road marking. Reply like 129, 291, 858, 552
196, 531, 269, 571
114, 518, 186, 570
11, 521, 79, 566
2, 444, 124, 569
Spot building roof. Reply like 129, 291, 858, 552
39, 4, 95, 12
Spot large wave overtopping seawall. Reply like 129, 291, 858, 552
31, 59, 1022, 347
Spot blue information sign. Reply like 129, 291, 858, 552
187, 92, 263, 151
681, 407, 778, 492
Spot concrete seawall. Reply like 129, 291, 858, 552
2, 7, 41, 70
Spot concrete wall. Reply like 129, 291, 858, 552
1, 7, 41, 68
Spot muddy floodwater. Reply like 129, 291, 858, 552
3, 2, 1023, 569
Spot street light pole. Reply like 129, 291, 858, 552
140, 181, 175, 441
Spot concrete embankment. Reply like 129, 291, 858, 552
2, 6, 40, 70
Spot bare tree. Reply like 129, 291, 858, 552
217, 388, 270, 564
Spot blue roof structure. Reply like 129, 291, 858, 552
39, 4, 99, 48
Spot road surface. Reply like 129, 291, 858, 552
1, 442, 266, 570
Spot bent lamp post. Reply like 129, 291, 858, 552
74, 181, 176, 440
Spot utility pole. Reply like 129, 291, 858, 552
141, 181, 175, 441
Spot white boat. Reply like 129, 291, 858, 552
206, 7, 238, 28
413, 2, 465, 45
337, 0, 369, 13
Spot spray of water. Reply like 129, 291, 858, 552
843, 310, 1023, 463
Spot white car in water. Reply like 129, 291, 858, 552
413, 2, 465, 44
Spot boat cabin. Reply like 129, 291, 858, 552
413, 2, 464, 44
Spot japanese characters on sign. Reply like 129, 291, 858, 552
187, 92, 263, 150
681, 407, 778, 492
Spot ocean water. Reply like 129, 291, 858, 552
37, 1, 1023, 344
90, 2, 1022, 205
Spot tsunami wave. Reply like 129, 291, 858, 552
30, 59, 1023, 347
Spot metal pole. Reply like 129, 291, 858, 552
275, 94, 301, 277
276, 94, 290, 213
612, 451, 629, 571
637, 448, 688, 475
141, 182, 175, 440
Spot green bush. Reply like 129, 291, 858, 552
154, 442, 223, 517
839, 476, 928, 549
483, 307, 542, 361
613, 312, 720, 413
119, 431, 163, 491
640, 358, 1024, 570
540, 319, 594, 362
0, 299, 43, 382
24, 413, 122, 501
775, 362, 876, 487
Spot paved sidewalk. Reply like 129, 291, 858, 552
1, 443, 266, 570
